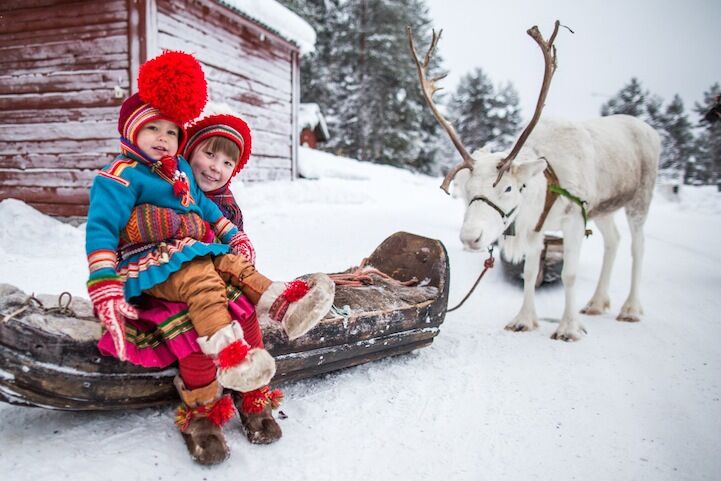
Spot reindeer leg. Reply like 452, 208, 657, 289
505, 234, 543, 332
552, 214, 586, 341
617, 210, 646, 322
581, 214, 619, 315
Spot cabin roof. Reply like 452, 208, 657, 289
215, 0, 316, 54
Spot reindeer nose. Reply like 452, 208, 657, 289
461, 233, 483, 251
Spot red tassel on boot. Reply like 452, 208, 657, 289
282, 280, 310, 302
208, 395, 236, 427
217, 340, 250, 369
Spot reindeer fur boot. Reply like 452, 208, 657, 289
196, 321, 276, 392
234, 386, 284, 444
174, 377, 235, 465
214, 254, 335, 340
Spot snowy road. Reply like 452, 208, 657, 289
1, 151, 719, 481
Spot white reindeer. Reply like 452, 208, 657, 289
408, 23, 660, 340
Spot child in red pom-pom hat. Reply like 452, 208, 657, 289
86, 52, 335, 464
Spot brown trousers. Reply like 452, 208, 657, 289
146, 254, 271, 337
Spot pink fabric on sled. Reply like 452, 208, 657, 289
98, 295, 258, 368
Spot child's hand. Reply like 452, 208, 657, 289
88, 278, 138, 361
229, 232, 256, 265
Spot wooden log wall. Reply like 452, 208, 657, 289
0, 0, 130, 216
155, 0, 297, 182
0, 0, 299, 216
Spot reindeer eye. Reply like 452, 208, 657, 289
504, 186, 512, 193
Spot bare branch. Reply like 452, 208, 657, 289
494, 20, 561, 187
407, 26, 475, 194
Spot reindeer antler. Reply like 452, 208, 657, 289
494, 20, 561, 187
407, 26, 475, 195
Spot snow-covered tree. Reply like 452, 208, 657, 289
280, 0, 446, 172
601, 77, 647, 118
653, 95, 696, 183
692, 83, 721, 185
447, 68, 522, 151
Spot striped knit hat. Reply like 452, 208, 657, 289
118, 51, 208, 152
184, 114, 252, 179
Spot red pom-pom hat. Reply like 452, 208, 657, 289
118, 50, 208, 152
183, 114, 253, 179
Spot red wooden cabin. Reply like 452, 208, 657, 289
0, 0, 311, 216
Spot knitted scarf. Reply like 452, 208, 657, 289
204, 184, 244, 231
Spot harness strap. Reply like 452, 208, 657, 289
533, 162, 592, 236
533, 162, 561, 232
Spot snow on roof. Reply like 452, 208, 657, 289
215, 0, 316, 54
299, 103, 330, 140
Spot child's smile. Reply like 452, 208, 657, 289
190, 147, 237, 191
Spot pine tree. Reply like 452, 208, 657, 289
601, 77, 647, 117
655, 95, 695, 183
693, 83, 721, 185
448, 68, 522, 151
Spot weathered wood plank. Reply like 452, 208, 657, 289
0, 139, 117, 157
0, 89, 126, 111
0, 153, 116, 170
0, 70, 129, 96
0, 0, 127, 33
25, 202, 88, 217
0, 169, 96, 187
0, 54, 128, 76
2, 107, 119, 125
0, 185, 90, 205
239, 166, 292, 182
0, 122, 116, 142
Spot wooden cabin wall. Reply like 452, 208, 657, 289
0, 0, 130, 216
155, 0, 296, 182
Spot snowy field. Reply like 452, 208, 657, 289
1, 147, 719, 481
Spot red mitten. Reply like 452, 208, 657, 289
229, 231, 256, 265
87, 277, 138, 361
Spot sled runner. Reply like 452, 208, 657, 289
501, 235, 564, 287
0, 232, 449, 411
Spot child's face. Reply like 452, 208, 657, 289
189, 142, 237, 191
136, 120, 180, 160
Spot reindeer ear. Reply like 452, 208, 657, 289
512, 158, 547, 183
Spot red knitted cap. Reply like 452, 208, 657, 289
184, 114, 253, 178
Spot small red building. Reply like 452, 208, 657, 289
299, 102, 330, 149
0, 0, 314, 216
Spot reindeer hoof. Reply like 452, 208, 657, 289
504, 319, 538, 332
580, 298, 610, 315
616, 313, 641, 323
550, 325, 586, 342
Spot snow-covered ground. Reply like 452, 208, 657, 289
1, 147, 719, 481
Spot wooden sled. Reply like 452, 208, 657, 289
0, 232, 449, 411
501, 234, 564, 287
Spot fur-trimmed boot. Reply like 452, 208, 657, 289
174, 377, 235, 465
196, 321, 276, 392
215, 255, 335, 340
234, 386, 284, 444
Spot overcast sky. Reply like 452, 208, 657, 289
424, 0, 720, 122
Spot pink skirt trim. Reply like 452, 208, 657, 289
98, 294, 257, 368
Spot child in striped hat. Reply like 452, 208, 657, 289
87, 51, 334, 465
